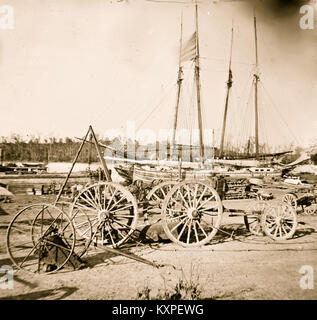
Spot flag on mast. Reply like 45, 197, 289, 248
180, 32, 196, 63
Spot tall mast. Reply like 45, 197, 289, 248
172, 13, 184, 153
211, 129, 215, 169
219, 23, 234, 158
194, 3, 205, 161
253, 13, 259, 159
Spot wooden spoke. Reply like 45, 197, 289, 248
108, 194, 127, 212
74, 202, 97, 213
177, 219, 189, 241
169, 217, 188, 233
177, 190, 190, 209
79, 194, 98, 210
105, 187, 118, 211
105, 222, 116, 246
196, 195, 216, 211
193, 184, 198, 207
184, 186, 194, 208
110, 204, 134, 214
193, 221, 199, 243
196, 220, 208, 239
186, 220, 192, 244
196, 186, 208, 207
166, 214, 188, 221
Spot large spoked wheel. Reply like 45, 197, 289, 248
161, 180, 223, 247
282, 193, 297, 211
7, 204, 76, 274
144, 181, 178, 224
304, 204, 317, 215
70, 182, 138, 248
261, 203, 297, 240
244, 201, 268, 236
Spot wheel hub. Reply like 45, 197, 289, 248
187, 207, 199, 219
98, 210, 110, 222
275, 216, 284, 226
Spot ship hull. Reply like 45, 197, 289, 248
133, 165, 213, 184
125, 165, 281, 184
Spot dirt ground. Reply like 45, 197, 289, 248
0, 194, 317, 300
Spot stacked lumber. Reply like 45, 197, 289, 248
224, 178, 249, 200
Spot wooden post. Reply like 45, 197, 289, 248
167, 141, 171, 161
156, 141, 159, 161
178, 157, 182, 180
89, 126, 112, 182
124, 140, 127, 163
88, 133, 92, 167
178, 144, 182, 161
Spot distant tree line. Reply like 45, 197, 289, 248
0, 135, 104, 163
0, 134, 316, 165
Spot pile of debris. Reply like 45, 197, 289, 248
224, 178, 249, 200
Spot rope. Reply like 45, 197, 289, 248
260, 81, 302, 147
136, 81, 177, 132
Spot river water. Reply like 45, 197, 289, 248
0, 163, 123, 195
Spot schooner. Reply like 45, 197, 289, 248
111, 5, 290, 184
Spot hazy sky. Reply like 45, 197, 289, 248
0, 0, 316, 149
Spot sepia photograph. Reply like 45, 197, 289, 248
0, 0, 317, 303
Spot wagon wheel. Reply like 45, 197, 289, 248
70, 182, 138, 248
7, 204, 76, 274
304, 204, 316, 215
282, 193, 297, 211
146, 180, 178, 208
161, 180, 223, 247
244, 201, 268, 236
261, 203, 297, 241
143, 181, 178, 224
